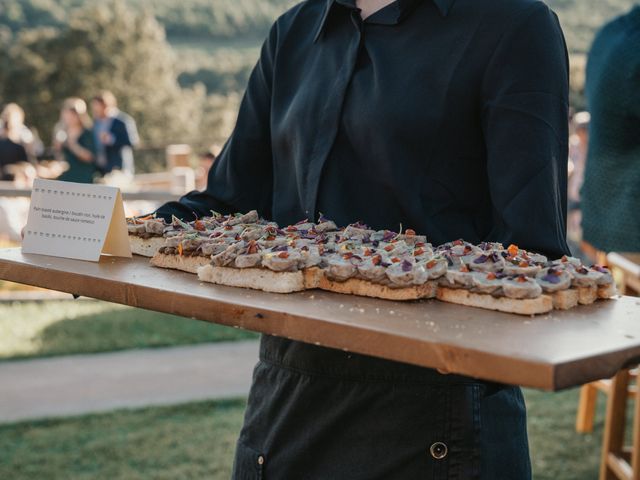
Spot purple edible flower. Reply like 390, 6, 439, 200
380, 261, 392, 268
542, 273, 561, 284
401, 260, 413, 272
318, 214, 329, 223
273, 245, 288, 252
474, 255, 489, 264
350, 221, 370, 230
382, 230, 396, 242
490, 252, 502, 263
372, 240, 380, 248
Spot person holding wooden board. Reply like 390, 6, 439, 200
156, 0, 570, 477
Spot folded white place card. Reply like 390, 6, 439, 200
22, 179, 132, 261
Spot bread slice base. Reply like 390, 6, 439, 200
437, 288, 553, 315
577, 286, 598, 305
129, 235, 165, 257
552, 289, 579, 310
597, 283, 617, 299
197, 265, 309, 293
151, 252, 210, 274
318, 276, 438, 301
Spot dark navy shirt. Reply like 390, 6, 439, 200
157, 4, 568, 476
158, 0, 570, 257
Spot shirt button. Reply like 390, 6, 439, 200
257, 455, 265, 465
430, 442, 448, 460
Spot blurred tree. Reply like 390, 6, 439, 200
0, 0, 206, 147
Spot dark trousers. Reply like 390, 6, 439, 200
232, 336, 531, 480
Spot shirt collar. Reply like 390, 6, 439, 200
314, 0, 455, 43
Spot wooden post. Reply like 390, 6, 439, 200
632, 374, 640, 480
577, 383, 599, 433
600, 369, 631, 480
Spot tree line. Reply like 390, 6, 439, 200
0, 0, 296, 40
0, 0, 241, 156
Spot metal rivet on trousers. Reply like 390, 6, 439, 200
257, 455, 265, 465
430, 442, 448, 460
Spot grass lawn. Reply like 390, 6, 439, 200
0, 300, 258, 361
0, 399, 246, 480
0, 388, 617, 479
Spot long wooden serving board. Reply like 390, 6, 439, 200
1, 247, 639, 391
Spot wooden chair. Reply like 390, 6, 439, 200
576, 372, 638, 434
607, 253, 640, 296
572, 251, 640, 479
576, 251, 640, 434
599, 369, 640, 480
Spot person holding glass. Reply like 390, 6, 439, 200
55, 98, 98, 184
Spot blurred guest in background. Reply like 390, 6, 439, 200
0, 119, 28, 182
567, 111, 590, 242
100, 90, 139, 176
55, 98, 98, 184
581, 5, 640, 256
0, 103, 43, 170
195, 145, 220, 190
91, 93, 132, 175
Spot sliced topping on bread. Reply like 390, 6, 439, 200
467, 252, 506, 273
502, 275, 542, 299
568, 264, 602, 287
536, 267, 572, 292
471, 271, 506, 294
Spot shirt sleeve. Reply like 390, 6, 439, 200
155, 22, 278, 222
481, 3, 570, 258
109, 120, 132, 149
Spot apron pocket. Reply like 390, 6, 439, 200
231, 441, 265, 480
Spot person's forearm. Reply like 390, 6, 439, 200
68, 142, 93, 163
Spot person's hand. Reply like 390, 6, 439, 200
99, 131, 112, 145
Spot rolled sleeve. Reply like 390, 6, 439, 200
481, 3, 570, 258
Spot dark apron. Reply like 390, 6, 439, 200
232, 335, 531, 480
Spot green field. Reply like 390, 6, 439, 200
0, 388, 618, 480
0, 300, 258, 361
